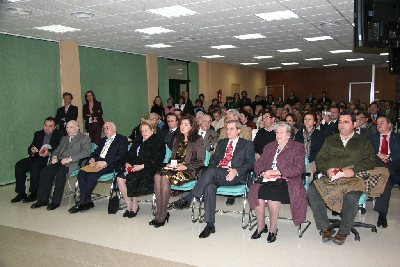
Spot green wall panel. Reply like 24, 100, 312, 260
79, 47, 148, 137
0, 34, 60, 185
158, 57, 169, 104
189, 62, 199, 102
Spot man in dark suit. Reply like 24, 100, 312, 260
320, 106, 339, 137
55, 92, 78, 136
31, 120, 91, 210
198, 114, 219, 152
11, 117, 61, 203
379, 101, 397, 125
317, 91, 332, 106
174, 120, 255, 238
305, 93, 315, 105
355, 111, 376, 137
69, 122, 128, 213
368, 102, 380, 124
164, 113, 179, 150
369, 116, 400, 228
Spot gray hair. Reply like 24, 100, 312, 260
66, 120, 79, 129
227, 109, 239, 117
195, 111, 205, 117
104, 121, 117, 131
274, 121, 291, 134
227, 120, 242, 129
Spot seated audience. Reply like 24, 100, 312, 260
198, 114, 219, 152
370, 116, 400, 228
173, 120, 254, 238
355, 111, 376, 136
164, 97, 175, 115
31, 120, 91, 210
182, 91, 194, 115
11, 117, 61, 203
218, 109, 252, 141
320, 106, 339, 137
68, 122, 128, 213
253, 111, 276, 156
285, 113, 298, 137
55, 92, 78, 136
175, 96, 186, 112
117, 119, 165, 218
308, 111, 376, 245
207, 98, 219, 114
249, 122, 306, 243
239, 110, 256, 129
164, 113, 179, 150
150, 96, 165, 120
151, 115, 205, 227
211, 109, 225, 133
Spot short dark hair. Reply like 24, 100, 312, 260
166, 112, 178, 121
263, 110, 276, 118
212, 108, 222, 116
376, 115, 391, 124
339, 110, 356, 122
303, 111, 317, 123
62, 92, 73, 99
44, 116, 56, 124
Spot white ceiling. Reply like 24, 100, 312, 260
0, 0, 390, 70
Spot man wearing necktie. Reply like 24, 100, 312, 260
369, 116, 400, 228
55, 92, 78, 136
175, 120, 254, 238
31, 120, 90, 210
198, 114, 219, 152
69, 122, 128, 213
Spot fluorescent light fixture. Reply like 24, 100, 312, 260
146, 5, 197, 18
255, 10, 299, 21
240, 63, 259, 65
281, 62, 299, 65
346, 58, 364, 61
268, 67, 282, 70
145, 43, 172, 48
34, 25, 80, 33
135, 27, 174, 35
329, 49, 352, 54
278, 48, 301, 53
71, 11, 95, 19
305, 58, 323, 61
380, 52, 389, 56
202, 55, 225, 59
5, 7, 32, 15
233, 33, 266, 40
7, 0, 22, 2
304, 36, 333, 42
254, 56, 273, 59
323, 64, 338, 67
211, 45, 237, 49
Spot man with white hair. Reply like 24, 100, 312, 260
69, 121, 128, 213
31, 120, 91, 210
218, 109, 252, 141
199, 114, 219, 152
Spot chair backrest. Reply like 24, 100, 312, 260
204, 150, 211, 166
91, 143, 98, 153
163, 145, 172, 164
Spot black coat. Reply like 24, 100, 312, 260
294, 128, 325, 162
28, 129, 62, 158
55, 105, 78, 135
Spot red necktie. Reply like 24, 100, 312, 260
219, 141, 233, 167
380, 135, 388, 155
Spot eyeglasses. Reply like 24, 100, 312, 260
102, 126, 111, 130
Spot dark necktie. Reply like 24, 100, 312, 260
218, 141, 233, 167
380, 135, 388, 155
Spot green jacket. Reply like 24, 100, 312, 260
316, 133, 375, 175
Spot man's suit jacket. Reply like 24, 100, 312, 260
321, 120, 338, 137
91, 134, 128, 169
28, 129, 62, 158
52, 132, 91, 175
369, 132, 400, 173
209, 138, 254, 182
202, 128, 219, 151
164, 129, 178, 150
55, 105, 78, 135
305, 97, 315, 104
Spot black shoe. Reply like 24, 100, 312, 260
173, 198, 190, 209
251, 225, 268, 239
23, 194, 36, 203
149, 218, 157, 226
128, 207, 140, 218
31, 200, 49, 209
82, 201, 95, 211
123, 210, 130, 217
267, 230, 278, 243
226, 197, 235, 206
47, 203, 60, 210
199, 225, 215, 238
11, 193, 27, 203
377, 214, 388, 228
153, 213, 170, 228
68, 204, 84, 214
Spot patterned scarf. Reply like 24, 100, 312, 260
303, 128, 314, 157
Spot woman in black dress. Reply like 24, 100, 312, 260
150, 115, 206, 227
117, 119, 165, 218
83, 90, 104, 145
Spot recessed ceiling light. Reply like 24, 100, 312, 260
202, 55, 225, 58
233, 33, 266, 40
305, 58, 323, 61
277, 48, 301, 53
34, 25, 80, 33
5, 7, 32, 15
240, 63, 259, 65
211, 45, 237, 49
254, 56, 273, 59
71, 11, 95, 19
323, 64, 338, 67
146, 5, 197, 18
255, 10, 299, 21
268, 67, 282, 70
135, 27, 174, 35
329, 49, 352, 54
346, 58, 364, 61
380, 52, 389, 56
304, 36, 333, 42
281, 62, 299, 65
145, 43, 172, 48
5, 0, 23, 2
386, 60, 389, 62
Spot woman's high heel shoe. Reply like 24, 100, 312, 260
251, 225, 268, 239
153, 212, 170, 228
267, 230, 278, 243
128, 207, 140, 218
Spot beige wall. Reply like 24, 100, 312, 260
199, 61, 266, 103
146, 53, 159, 109
59, 40, 83, 129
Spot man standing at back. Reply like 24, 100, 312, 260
11, 117, 61, 203
55, 92, 78, 136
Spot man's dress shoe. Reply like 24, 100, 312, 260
11, 193, 27, 203
377, 214, 388, 228
199, 225, 215, 238
68, 204, 84, 213
225, 197, 235, 206
321, 228, 333, 243
47, 203, 60, 210
332, 232, 347, 245
173, 198, 190, 209
31, 200, 49, 209
23, 194, 36, 203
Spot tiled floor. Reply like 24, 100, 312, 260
1, 182, 400, 267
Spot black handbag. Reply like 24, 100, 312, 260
108, 195, 119, 214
